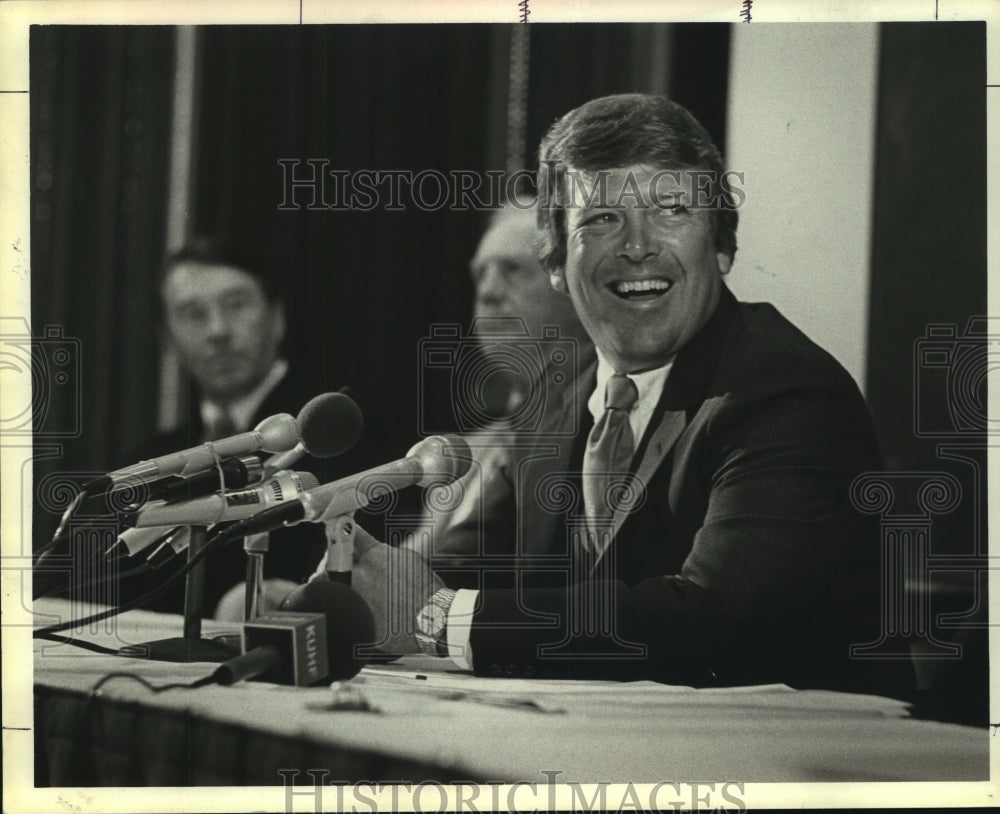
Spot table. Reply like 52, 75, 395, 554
28, 599, 990, 787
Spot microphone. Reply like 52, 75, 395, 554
85, 456, 263, 524
263, 390, 364, 477
120, 470, 320, 529
116, 525, 185, 559
85, 390, 364, 497
218, 434, 472, 540
209, 580, 375, 685
144, 455, 264, 505
84, 413, 300, 497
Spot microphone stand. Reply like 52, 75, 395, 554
243, 532, 269, 620
322, 512, 394, 664
118, 525, 239, 662
322, 514, 356, 585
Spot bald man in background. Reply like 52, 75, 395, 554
471, 204, 587, 350
408, 202, 593, 581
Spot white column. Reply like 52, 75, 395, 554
725, 24, 879, 391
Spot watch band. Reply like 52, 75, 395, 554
415, 587, 457, 657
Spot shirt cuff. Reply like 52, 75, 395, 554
445, 589, 478, 670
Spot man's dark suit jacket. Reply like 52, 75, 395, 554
435, 287, 915, 699
118, 372, 391, 616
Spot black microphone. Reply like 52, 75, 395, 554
121, 470, 320, 529
86, 456, 263, 524
145, 455, 264, 505
209, 580, 375, 685
262, 390, 364, 476
217, 434, 472, 541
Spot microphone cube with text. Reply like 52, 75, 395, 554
211, 580, 376, 686
228, 612, 330, 686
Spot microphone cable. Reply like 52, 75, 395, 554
32, 520, 239, 637
34, 631, 129, 656
32, 546, 159, 602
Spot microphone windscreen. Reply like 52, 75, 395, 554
280, 580, 375, 680
298, 392, 364, 458
254, 413, 301, 452
442, 434, 473, 481
406, 434, 474, 487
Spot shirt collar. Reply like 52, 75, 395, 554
587, 350, 673, 424
201, 358, 288, 434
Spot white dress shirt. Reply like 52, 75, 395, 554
200, 358, 289, 434
587, 350, 673, 448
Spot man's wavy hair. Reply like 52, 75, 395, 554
156, 234, 289, 324
536, 94, 739, 273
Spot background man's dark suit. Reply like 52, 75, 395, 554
436, 287, 915, 699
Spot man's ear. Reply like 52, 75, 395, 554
716, 252, 732, 276
550, 270, 568, 294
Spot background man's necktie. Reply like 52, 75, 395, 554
580, 373, 638, 564
205, 410, 237, 443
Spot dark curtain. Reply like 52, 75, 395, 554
30, 26, 174, 545
525, 23, 730, 159
867, 22, 987, 561
865, 22, 987, 719
190, 25, 497, 458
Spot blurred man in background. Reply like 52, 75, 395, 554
159, 238, 288, 443
120, 237, 376, 618
463, 200, 592, 415
408, 201, 592, 583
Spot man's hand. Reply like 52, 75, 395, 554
350, 525, 445, 656
212, 578, 298, 622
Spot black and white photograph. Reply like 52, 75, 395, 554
2, 1, 995, 811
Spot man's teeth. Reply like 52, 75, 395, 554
614, 279, 672, 294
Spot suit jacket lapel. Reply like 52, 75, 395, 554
610, 410, 686, 539
609, 286, 744, 541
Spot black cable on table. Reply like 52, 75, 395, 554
90, 671, 211, 694
32, 523, 236, 637
34, 631, 122, 656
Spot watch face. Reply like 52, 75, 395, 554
417, 603, 446, 637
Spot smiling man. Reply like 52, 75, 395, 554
553, 164, 730, 373
342, 95, 914, 699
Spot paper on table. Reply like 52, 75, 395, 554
351, 662, 793, 697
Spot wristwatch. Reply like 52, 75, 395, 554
414, 588, 457, 657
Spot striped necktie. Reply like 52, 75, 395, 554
580, 373, 639, 562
